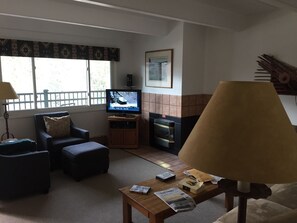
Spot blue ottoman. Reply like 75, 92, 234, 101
62, 141, 109, 181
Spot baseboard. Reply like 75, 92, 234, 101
91, 135, 108, 146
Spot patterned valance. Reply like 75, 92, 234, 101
0, 38, 120, 61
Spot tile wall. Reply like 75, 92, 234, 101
140, 93, 212, 144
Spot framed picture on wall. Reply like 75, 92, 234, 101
145, 49, 173, 88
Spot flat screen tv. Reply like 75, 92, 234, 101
106, 89, 142, 115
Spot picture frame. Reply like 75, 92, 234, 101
145, 49, 173, 88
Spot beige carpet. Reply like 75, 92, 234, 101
0, 149, 226, 223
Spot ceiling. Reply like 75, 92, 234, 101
0, 0, 297, 36
192, 0, 276, 15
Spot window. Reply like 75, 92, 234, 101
35, 58, 88, 108
1, 56, 34, 110
90, 60, 110, 105
0, 56, 111, 111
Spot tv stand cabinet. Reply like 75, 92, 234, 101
108, 115, 140, 149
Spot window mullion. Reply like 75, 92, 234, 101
87, 60, 91, 106
0, 56, 2, 81
0, 57, 3, 115
31, 58, 38, 109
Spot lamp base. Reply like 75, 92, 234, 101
218, 179, 272, 223
1, 103, 14, 141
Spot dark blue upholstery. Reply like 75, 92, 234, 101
62, 142, 109, 181
0, 139, 50, 199
34, 111, 89, 170
0, 138, 37, 155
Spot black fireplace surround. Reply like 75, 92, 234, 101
149, 113, 199, 155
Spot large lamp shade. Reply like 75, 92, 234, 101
179, 81, 297, 184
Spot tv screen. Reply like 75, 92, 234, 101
106, 89, 142, 115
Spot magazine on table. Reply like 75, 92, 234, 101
154, 187, 196, 212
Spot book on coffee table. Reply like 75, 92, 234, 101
130, 185, 151, 194
183, 168, 214, 182
177, 177, 204, 194
156, 171, 176, 181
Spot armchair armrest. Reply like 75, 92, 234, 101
0, 150, 50, 171
71, 125, 89, 140
265, 209, 297, 223
0, 139, 37, 155
38, 130, 53, 151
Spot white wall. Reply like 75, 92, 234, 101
203, 11, 297, 124
182, 23, 206, 95
133, 22, 184, 95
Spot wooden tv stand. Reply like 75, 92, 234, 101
108, 115, 140, 149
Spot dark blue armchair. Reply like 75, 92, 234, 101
34, 111, 89, 170
0, 139, 50, 199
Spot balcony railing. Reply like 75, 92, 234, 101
7, 90, 106, 111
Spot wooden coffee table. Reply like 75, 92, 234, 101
119, 170, 233, 223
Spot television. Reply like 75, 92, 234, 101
106, 89, 142, 115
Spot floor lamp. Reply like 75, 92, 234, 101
179, 81, 297, 223
0, 82, 18, 141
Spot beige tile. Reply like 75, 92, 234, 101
182, 95, 189, 106
149, 93, 156, 103
143, 101, 149, 112
169, 105, 177, 117
143, 93, 150, 102
196, 95, 203, 105
176, 107, 182, 117
203, 94, 212, 105
189, 105, 199, 116
197, 105, 204, 115
188, 95, 196, 106
162, 94, 170, 105
170, 95, 177, 106
155, 103, 163, 115
155, 94, 163, 104
162, 104, 170, 116
176, 96, 182, 106
149, 102, 156, 113
181, 106, 190, 117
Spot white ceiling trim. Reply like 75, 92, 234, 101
0, 0, 293, 36
72, 0, 248, 31
259, 0, 297, 12
0, 0, 172, 36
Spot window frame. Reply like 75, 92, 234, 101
0, 56, 113, 117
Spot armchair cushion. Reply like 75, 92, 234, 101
44, 115, 70, 138
264, 209, 297, 223
214, 199, 292, 223
266, 182, 297, 209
